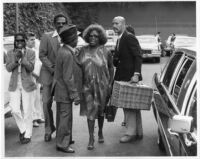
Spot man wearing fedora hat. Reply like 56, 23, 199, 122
53, 25, 81, 153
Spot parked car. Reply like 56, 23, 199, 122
164, 35, 196, 56
3, 36, 13, 118
136, 35, 161, 63
152, 48, 197, 156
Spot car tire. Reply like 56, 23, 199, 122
166, 51, 170, 56
157, 129, 166, 152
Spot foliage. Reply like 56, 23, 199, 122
3, 3, 69, 38
63, 3, 100, 33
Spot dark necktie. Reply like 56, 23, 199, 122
116, 38, 120, 51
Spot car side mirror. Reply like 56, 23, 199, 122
168, 115, 193, 133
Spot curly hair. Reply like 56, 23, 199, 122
83, 24, 107, 45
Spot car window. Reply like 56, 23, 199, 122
162, 54, 182, 88
171, 58, 193, 103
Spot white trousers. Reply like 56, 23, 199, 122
9, 87, 34, 138
32, 83, 44, 121
124, 108, 143, 136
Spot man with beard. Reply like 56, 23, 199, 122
39, 13, 68, 142
112, 16, 143, 143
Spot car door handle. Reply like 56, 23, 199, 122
183, 132, 197, 147
167, 128, 179, 137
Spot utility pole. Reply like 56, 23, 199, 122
16, 3, 19, 32
155, 16, 157, 34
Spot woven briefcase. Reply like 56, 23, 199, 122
111, 81, 153, 110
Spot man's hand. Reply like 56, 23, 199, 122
130, 74, 139, 83
73, 97, 80, 105
16, 49, 23, 59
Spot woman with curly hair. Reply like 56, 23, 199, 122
77, 24, 114, 150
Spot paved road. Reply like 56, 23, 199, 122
4, 57, 170, 157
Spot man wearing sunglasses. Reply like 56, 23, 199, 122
39, 13, 68, 142
6, 33, 36, 144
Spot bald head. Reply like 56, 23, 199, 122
112, 16, 126, 35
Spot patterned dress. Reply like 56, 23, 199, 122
77, 45, 114, 120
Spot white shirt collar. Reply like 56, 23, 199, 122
52, 30, 59, 37
118, 31, 124, 39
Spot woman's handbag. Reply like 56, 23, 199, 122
105, 99, 117, 122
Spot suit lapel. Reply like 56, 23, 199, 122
49, 34, 60, 57
118, 31, 127, 55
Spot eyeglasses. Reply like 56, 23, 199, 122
56, 22, 66, 25
89, 35, 99, 38
16, 39, 25, 42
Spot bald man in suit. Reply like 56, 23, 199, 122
112, 16, 143, 143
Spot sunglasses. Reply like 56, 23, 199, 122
16, 39, 25, 42
89, 35, 99, 38
56, 22, 66, 25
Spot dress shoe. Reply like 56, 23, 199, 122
44, 134, 52, 142
120, 135, 137, 143
70, 140, 75, 145
19, 132, 25, 142
33, 120, 39, 127
21, 138, 31, 144
121, 122, 126, 126
37, 119, 45, 124
137, 134, 143, 140
56, 146, 75, 153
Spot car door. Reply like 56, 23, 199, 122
157, 51, 195, 155
154, 53, 184, 155
165, 54, 195, 156
179, 87, 197, 156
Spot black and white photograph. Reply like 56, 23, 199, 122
1, 0, 198, 158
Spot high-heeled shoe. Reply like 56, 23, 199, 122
98, 131, 104, 143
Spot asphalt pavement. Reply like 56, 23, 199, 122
4, 57, 169, 157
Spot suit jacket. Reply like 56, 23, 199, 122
54, 45, 80, 103
6, 48, 36, 92
113, 31, 143, 81
39, 31, 60, 86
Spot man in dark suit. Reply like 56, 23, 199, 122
39, 13, 68, 142
112, 16, 143, 143
54, 25, 80, 153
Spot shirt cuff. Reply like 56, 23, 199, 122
134, 72, 140, 76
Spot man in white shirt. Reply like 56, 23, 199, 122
26, 32, 44, 127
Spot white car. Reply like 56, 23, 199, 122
165, 35, 196, 56
136, 35, 161, 63
3, 36, 13, 117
